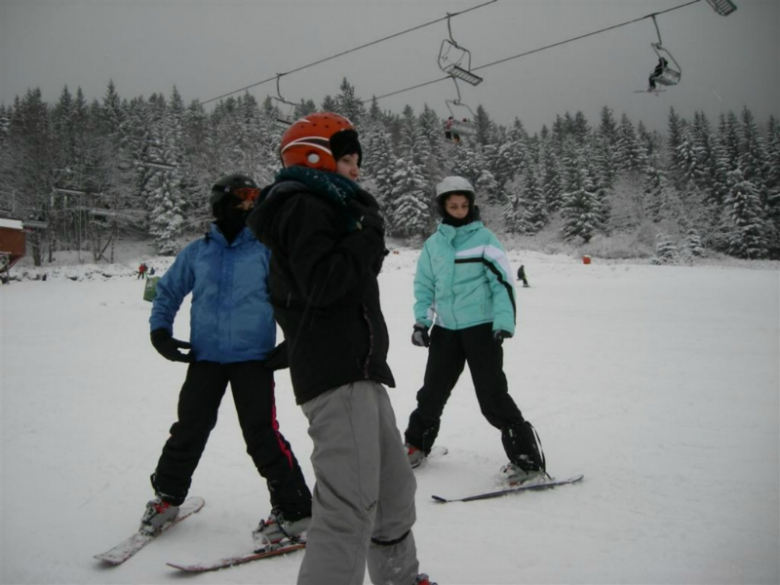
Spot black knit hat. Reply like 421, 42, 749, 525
329, 129, 362, 167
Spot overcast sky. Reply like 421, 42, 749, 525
1, 0, 778, 135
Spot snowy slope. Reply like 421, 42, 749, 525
1, 248, 778, 585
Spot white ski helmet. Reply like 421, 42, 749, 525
435, 176, 475, 199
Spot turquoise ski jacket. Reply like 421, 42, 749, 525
149, 225, 276, 363
414, 221, 517, 334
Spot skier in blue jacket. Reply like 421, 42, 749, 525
140, 174, 312, 545
404, 176, 547, 485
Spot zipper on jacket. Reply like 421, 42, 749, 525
361, 304, 374, 379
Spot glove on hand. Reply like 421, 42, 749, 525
264, 341, 289, 371
150, 328, 193, 363
493, 330, 512, 345
411, 323, 430, 348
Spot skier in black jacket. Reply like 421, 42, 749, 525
247, 112, 432, 585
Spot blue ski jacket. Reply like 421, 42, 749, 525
149, 225, 276, 363
414, 221, 517, 334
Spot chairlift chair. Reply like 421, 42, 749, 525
648, 16, 681, 87
437, 15, 483, 86
445, 103, 477, 137
273, 75, 298, 126
443, 75, 478, 137
705, 0, 737, 16
448, 117, 478, 137
650, 43, 681, 86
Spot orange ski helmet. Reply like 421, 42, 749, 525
279, 112, 360, 172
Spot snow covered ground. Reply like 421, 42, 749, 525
1, 247, 778, 585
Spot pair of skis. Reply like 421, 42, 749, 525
94, 497, 304, 573
96, 468, 583, 573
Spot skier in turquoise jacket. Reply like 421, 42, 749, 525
404, 176, 547, 485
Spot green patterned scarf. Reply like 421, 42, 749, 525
275, 166, 360, 231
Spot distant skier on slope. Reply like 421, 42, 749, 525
517, 264, 530, 288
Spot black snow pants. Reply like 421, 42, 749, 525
152, 361, 312, 520
404, 323, 536, 465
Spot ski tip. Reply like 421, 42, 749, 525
166, 562, 187, 570
431, 495, 448, 503
187, 496, 206, 509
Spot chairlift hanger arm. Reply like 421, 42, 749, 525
651, 14, 663, 46
275, 74, 296, 107
446, 13, 458, 47
272, 74, 297, 125
450, 76, 463, 104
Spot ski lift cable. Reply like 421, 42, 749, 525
201, 0, 498, 106
374, 0, 701, 101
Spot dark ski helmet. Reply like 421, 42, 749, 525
209, 174, 260, 218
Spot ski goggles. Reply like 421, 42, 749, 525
232, 187, 261, 202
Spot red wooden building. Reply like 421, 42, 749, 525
0, 218, 26, 280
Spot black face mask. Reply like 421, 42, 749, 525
441, 212, 472, 227
214, 197, 249, 243
440, 203, 480, 228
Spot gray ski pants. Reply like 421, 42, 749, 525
298, 381, 419, 585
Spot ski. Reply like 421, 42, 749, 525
94, 496, 205, 565
166, 540, 306, 573
431, 474, 584, 503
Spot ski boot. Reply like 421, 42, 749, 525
253, 508, 310, 549
501, 421, 548, 485
500, 455, 546, 486
405, 443, 425, 469
140, 497, 179, 534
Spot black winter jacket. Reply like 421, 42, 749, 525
247, 179, 395, 405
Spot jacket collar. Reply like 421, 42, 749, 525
437, 220, 483, 241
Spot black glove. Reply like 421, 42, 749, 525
264, 341, 289, 371
348, 198, 385, 236
411, 323, 430, 348
150, 328, 193, 363
493, 330, 512, 345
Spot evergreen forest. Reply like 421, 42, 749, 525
1, 77, 778, 265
